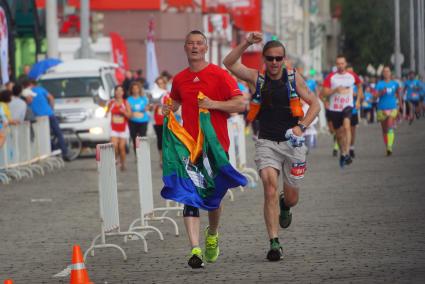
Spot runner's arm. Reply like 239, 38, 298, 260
104, 102, 111, 117
47, 93, 55, 109
0, 116, 5, 147
223, 33, 261, 86
123, 101, 132, 118
198, 95, 246, 114
396, 85, 402, 103
321, 86, 346, 97
0, 129, 5, 148
295, 73, 321, 133
356, 83, 363, 109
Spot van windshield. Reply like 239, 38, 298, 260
39, 77, 104, 98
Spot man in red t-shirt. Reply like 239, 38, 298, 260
163, 30, 245, 269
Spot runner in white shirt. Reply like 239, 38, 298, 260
321, 55, 363, 168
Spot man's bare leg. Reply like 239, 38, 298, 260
261, 167, 280, 239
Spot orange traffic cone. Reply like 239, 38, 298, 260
4, 280, 13, 284
70, 245, 93, 284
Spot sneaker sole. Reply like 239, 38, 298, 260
267, 249, 283, 261
188, 255, 204, 269
279, 213, 292, 229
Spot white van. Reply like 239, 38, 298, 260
39, 59, 118, 159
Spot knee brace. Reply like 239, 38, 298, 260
183, 205, 200, 217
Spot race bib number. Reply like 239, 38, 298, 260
112, 114, 125, 124
290, 162, 306, 179
330, 94, 353, 111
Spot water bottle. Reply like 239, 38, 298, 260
289, 92, 304, 117
246, 91, 261, 123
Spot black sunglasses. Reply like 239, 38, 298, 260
265, 56, 284, 62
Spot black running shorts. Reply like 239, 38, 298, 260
327, 107, 353, 129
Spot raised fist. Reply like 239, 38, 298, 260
246, 32, 263, 45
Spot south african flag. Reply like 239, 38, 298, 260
161, 98, 247, 211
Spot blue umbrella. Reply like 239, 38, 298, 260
28, 58, 62, 80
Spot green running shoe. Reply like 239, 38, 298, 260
204, 227, 220, 263
266, 239, 283, 261
188, 247, 204, 269
279, 193, 292, 229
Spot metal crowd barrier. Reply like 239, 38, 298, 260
317, 100, 328, 134
84, 143, 147, 262
125, 137, 179, 244
227, 114, 259, 193
0, 116, 64, 184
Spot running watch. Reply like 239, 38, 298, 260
297, 123, 307, 133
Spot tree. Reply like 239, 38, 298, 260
331, 0, 411, 75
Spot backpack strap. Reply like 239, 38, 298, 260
253, 72, 265, 103
252, 67, 298, 102
286, 68, 298, 99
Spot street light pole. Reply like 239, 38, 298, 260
77, 0, 94, 58
46, 0, 59, 58
410, 0, 415, 72
417, 0, 421, 76
303, 0, 310, 70
418, 0, 425, 76
394, 0, 402, 78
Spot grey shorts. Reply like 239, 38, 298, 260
254, 138, 307, 188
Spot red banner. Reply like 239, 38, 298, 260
35, 0, 46, 8
109, 32, 129, 83
68, 0, 161, 10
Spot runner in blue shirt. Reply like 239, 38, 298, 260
421, 80, 425, 117
362, 86, 374, 123
404, 71, 422, 123
347, 66, 363, 159
375, 66, 400, 156
349, 84, 360, 158
127, 81, 150, 155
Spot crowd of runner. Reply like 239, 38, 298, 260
318, 58, 424, 164
1, 31, 424, 270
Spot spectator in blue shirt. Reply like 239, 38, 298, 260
22, 80, 70, 160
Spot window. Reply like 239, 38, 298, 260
40, 77, 104, 98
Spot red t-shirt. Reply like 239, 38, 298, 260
323, 71, 361, 112
170, 64, 241, 152
108, 99, 128, 132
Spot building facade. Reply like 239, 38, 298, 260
262, 0, 339, 76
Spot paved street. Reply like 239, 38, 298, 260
1, 119, 425, 283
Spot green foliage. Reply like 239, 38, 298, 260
332, 0, 411, 74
